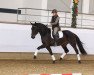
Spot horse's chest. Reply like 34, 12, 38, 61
41, 36, 51, 43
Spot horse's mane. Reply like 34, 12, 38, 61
36, 23, 51, 36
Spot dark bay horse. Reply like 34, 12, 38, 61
30, 22, 87, 64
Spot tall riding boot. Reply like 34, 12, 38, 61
53, 34, 59, 46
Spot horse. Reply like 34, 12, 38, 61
30, 22, 87, 64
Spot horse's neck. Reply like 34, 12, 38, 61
39, 31, 51, 37
39, 29, 52, 39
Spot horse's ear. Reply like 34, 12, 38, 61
30, 22, 35, 26
30, 22, 37, 27
35, 22, 37, 24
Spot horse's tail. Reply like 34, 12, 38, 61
76, 35, 87, 55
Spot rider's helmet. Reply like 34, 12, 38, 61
52, 9, 58, 13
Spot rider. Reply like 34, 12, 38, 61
50, 9, 61, 46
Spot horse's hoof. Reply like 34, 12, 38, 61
53, 61, 56, 64
33, 55, 37, 59
78, 61, 81, 64
59, 58, 62, 61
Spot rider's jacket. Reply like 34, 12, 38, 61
51, 15, 60, 30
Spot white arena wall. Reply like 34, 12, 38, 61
0, 23, 94, 55
0, 0, 23, 22
0, 0, 47, 22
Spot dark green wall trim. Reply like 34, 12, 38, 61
0, 8, 21, 14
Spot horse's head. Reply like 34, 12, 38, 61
30, 22, 38, 39
30, 22, 51, 39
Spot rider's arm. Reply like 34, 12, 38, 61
51, 17, 60, 25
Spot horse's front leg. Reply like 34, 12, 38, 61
46, 47, 56, 64
33, 44, 45, 59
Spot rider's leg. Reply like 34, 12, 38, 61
53, 27, 59, 46
53, 27, 59, 35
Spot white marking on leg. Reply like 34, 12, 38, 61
61, 53, 67, 59
77, 54, 81, 61
51, 55, 56, 61
34, 50, 38, 56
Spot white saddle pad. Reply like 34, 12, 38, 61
58, 31, 63, 38
51, 31, 63, 38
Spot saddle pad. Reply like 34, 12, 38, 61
58, 31, 63, 38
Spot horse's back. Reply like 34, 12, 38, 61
62, 30, 76, 38
62, 30, 73, 34
62, 30, 72, 33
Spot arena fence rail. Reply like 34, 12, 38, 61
17, 8, 94, 29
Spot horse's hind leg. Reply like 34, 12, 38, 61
46, 47, 56, 64
34, 44, 45, 59
70, 43, 81, 64
60, 46, 69, 60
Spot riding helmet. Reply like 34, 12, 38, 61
52, 9, 58, 13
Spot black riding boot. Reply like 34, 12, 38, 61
53, 33, 59, 46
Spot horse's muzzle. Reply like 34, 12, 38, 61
31, 36, 35, 39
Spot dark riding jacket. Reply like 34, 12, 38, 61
51, 15, 60, 30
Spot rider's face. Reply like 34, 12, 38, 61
52, 13, 57, 16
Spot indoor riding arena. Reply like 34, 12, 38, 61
0, 0, 94, 75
